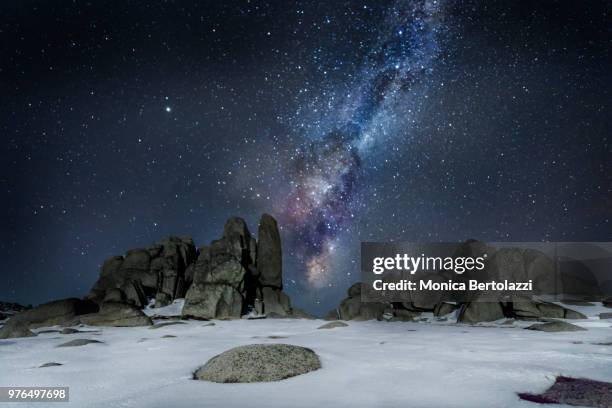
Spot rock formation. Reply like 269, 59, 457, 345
88, 236, 197, 308
0, 214, 292, 338
334, 239, 590, 324
85, 213, 292, 320
183, 215, 292, 319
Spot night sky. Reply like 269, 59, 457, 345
1, 1, 610, 315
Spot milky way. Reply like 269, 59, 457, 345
3, 0, 608, 311
280, 0, 449, 287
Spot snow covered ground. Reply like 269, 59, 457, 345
1, 305, 611, 408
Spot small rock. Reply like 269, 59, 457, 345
599, 312, 612, 319
56, 339, 104, 347
193, 344, 321, 383
39, 362, 63, 368
161, 335, 176, 338
525, 321, 586, 332
317, 321, 348, 330
202, 322, 215, 327
149, 321, 186, 329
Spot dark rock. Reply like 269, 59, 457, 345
39, 362, 63, 368
525, 320, 587, 332
193, 344, 321, 383
184, 264, 195, 286
257, 214, 283, 288
317, 321, 348, 329
149, 321, 186, 329
518, 376, 612, 408
162, 335, 176, 338
600, 312, 612, 319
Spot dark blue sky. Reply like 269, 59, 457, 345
1, 1, 610, 314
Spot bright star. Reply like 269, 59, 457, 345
165, 106, 172, 112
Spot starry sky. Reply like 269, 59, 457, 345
1, 0, 610, 314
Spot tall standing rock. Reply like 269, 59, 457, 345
255, 214, 291, 316
257, 214, 282, 289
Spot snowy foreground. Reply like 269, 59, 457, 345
1, 305, 611, 408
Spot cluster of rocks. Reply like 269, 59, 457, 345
89, 235, 197, 308
182, 214, 291, 319
0, 214, 295, 338
328, 239, 604, 325
90, 214, 292, 320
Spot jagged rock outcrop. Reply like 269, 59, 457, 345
83, 214, 292, 321
88, 236, 197, 307
181, 214, 292, 319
